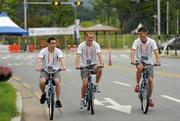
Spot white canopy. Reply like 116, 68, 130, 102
0, 12, 28, 35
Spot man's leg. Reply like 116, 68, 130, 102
55, 79, 63, 108
55, 79, 61, 100
95, 69, 102, 84
148, 76, 153, 98
94, 69, 102, 93
39, 77, 46, 104
80, 78, 88, 109
135, 64, 143, 92
148, 76, 154, 107
81, 78, 88, 99
39, 77, 46, 93
147, 66, 155, 107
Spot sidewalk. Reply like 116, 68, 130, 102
10, 79, 48, 121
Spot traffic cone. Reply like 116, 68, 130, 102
108, 48, 112, 66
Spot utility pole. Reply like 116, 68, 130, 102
24, 0, 27, 30
157, 0, 161, 54
177, 11, 179, 35
166, 0, 169, 37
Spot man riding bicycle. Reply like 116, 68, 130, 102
75, 32, 104, 109
35, 37, 66, 108
130, 26, 160, 107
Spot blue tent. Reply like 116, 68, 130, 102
0, 12, 28, 36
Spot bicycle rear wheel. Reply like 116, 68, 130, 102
141, 82, 149, 114
49, 88, 54, 120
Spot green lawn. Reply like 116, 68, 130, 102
0, 82, 18, 121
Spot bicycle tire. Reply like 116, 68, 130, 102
49, 88, 54, 120
87, 99, 90, 111
90, 92, 94, 115
141, 82, 149, 114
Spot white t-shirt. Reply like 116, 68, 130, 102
38, 47, 63, 70
132, 37, 158, 64
77, 41, 101, 66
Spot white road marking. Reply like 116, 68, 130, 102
94, 98, 131, 114
65, 69, 72, 72
94, 99, 104, 105
14, 63, 20, 66
14, 76, 21, 81
113, 81, 131, 87
15, 55, 23, 59
120, 54, 128, 58
161, 95, 180, 103
2, 55, 11, 59
105, 98, 131, 114
27, 54, 36, 59
22, 83, 31, 89
7, 63, 12, 66
27, 63, 33, 66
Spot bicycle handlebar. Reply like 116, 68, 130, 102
76, 64, 104, 70
41, 68, 65, 74
131, 62, 161, 67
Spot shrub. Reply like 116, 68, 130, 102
0, 65, 12, 82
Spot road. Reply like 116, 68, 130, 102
0, 50, 180, 121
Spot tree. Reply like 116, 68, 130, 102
91, 0, 118, 26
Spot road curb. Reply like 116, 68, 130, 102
11, 91, 22, 121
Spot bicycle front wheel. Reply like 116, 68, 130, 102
49, 88, 54, 120
141, 83, 149, 114
90, 92, 94, 115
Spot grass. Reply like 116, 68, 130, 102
0, 82, 18, 121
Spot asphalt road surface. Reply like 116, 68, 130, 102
0, 50, 180, 121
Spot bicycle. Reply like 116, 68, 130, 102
77, 64, 103, 115
41, 66, 63, 120
132, 61, 160, 114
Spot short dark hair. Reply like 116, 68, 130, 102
85, 32, 94, 36
47, 37, 56, 43
138, 26, 148, 33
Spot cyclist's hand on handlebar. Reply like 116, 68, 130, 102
61, 67, 66, 71
75, 65, 81, 69
35, 67, 41, 72
131, 60, 136, 65
97, 64, 104, 68
154, 62, 161, 66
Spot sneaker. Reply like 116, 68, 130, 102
40, 92, 46, 104
134, 84, 140, 93
94, 85, 100, 93
149, 99, 155, 107
80, 99, 85, 109
56, 100, 62, 108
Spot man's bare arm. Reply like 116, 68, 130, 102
35, 57, 42, 71
75, 54, 81, 68
130, 49, 135, 64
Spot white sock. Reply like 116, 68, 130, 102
57, 97, 60, 100
95, 83, 98, 86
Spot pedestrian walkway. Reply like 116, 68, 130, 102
10, 79, 48, 121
